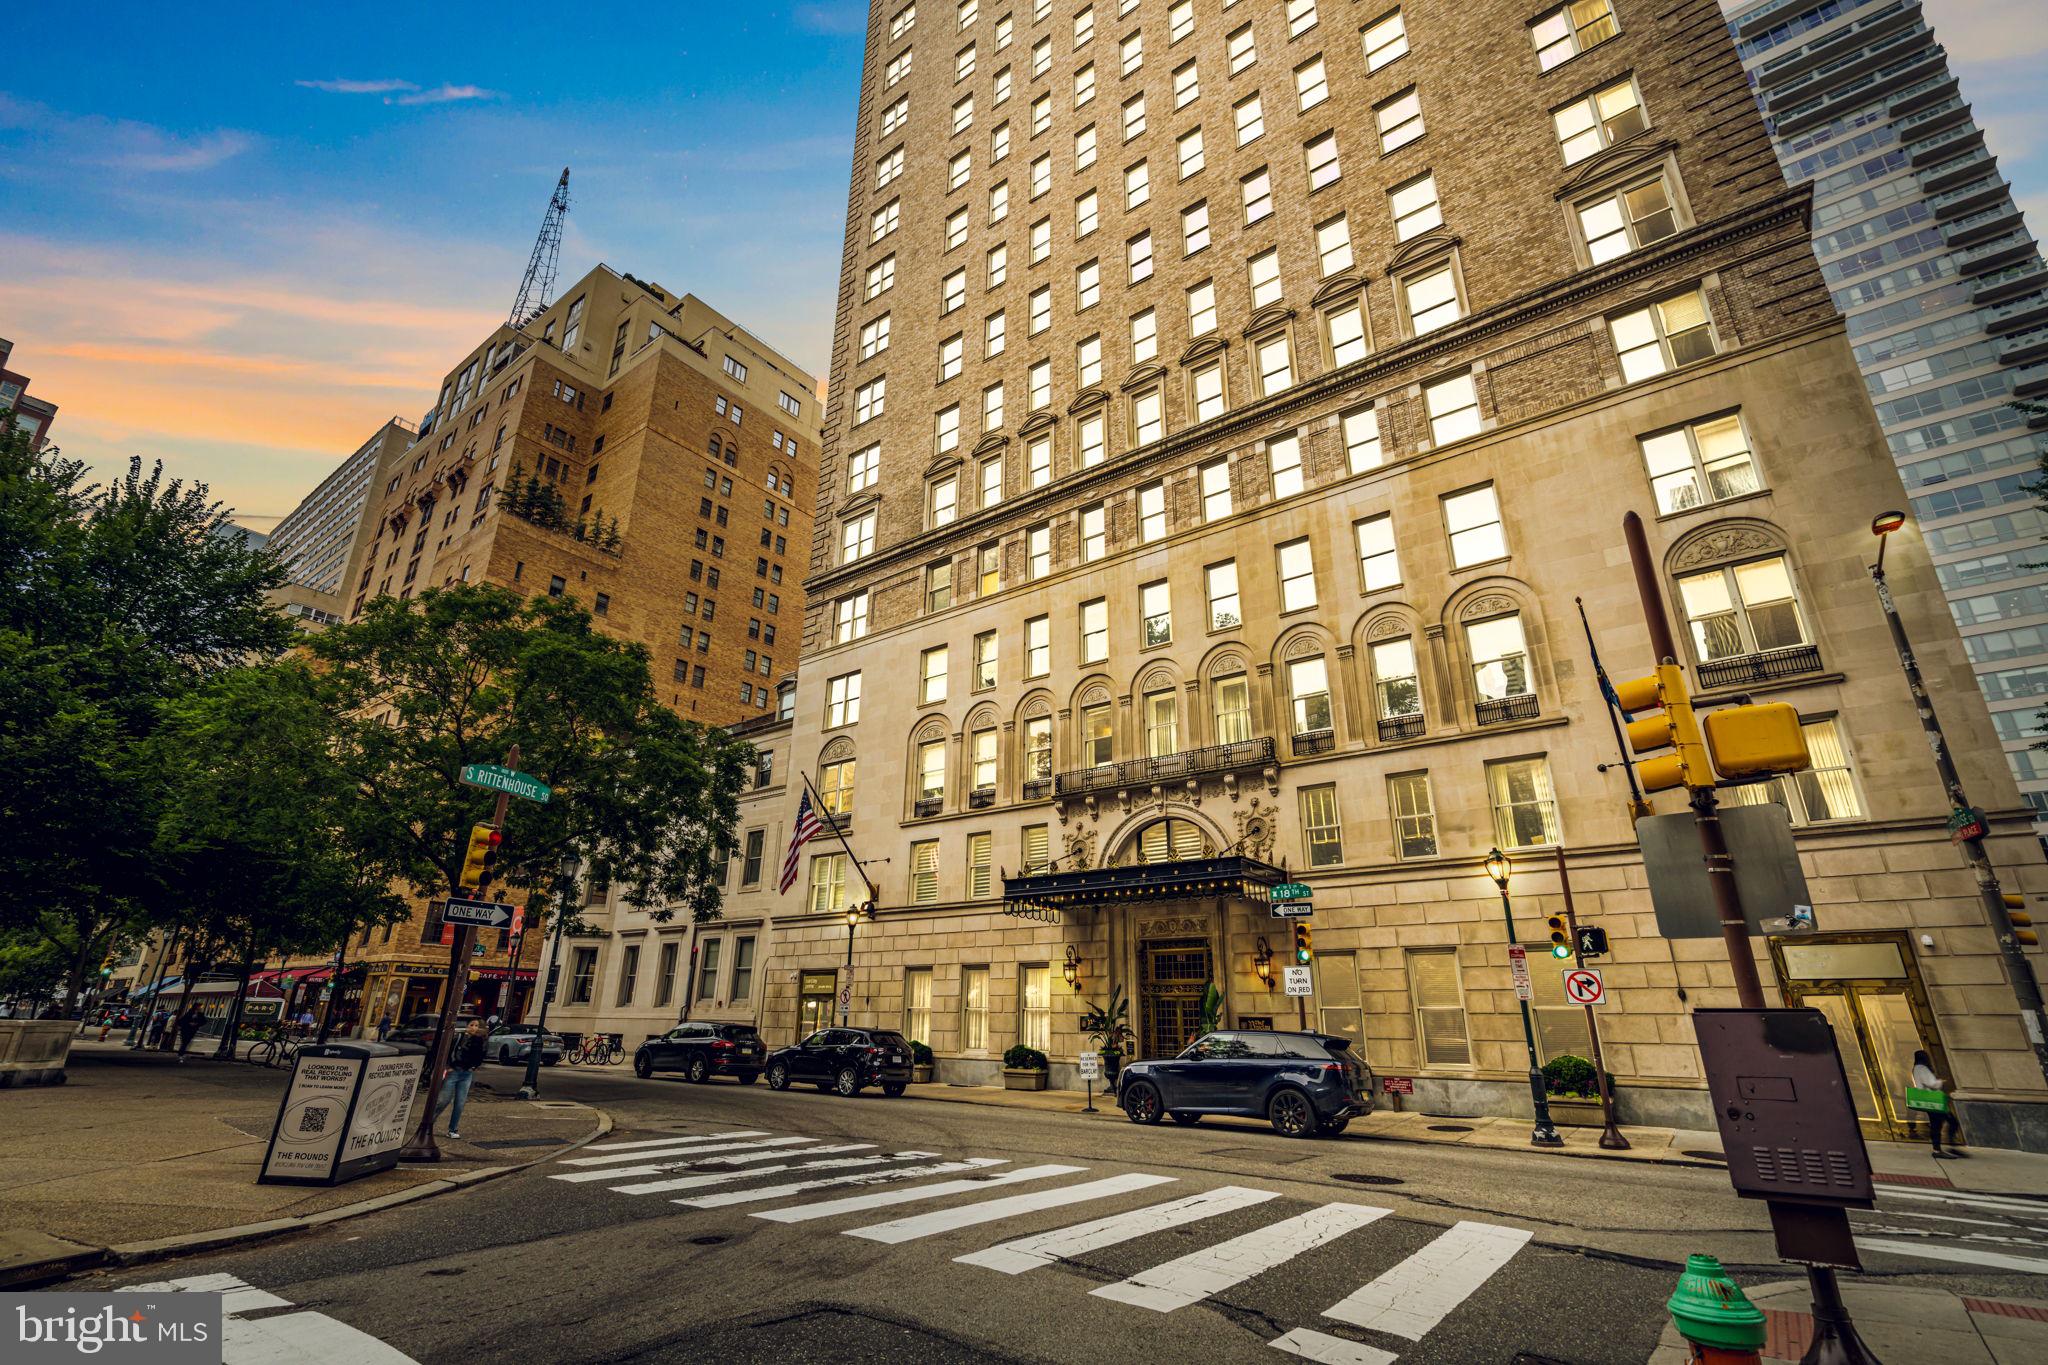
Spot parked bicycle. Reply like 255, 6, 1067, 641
246, 1029, 300, 1069
568, 1033, 623, 1065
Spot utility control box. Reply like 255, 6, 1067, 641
1693, 1008, 1874, 1209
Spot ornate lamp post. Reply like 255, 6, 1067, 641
1486, 848, 1563, 1148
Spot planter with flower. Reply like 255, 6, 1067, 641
1541, 1053, 1613, 1127
1002, 1044, 1049, 1091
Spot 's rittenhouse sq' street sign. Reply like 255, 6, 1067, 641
459, 763, 552, 804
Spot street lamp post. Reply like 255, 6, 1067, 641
519, 853, 581, 1101
1486, 848, 1563, 1148
841, 903, 871, 1026
1870, 511, 2048, 1092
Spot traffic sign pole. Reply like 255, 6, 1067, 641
1559, 848, 1627, 1150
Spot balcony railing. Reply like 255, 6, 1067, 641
968, 786, 996, 809
1377, 714, 1426, 743
1021, 776, 1053, 802
1695, 643, 1824, 691
1291, 729, 1336, 758
1475, 694, 1539, 727
1053, 736, 1276, 798
913, 796, 942, 819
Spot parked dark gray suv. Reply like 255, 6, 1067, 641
1117, 1030, 1374, 1138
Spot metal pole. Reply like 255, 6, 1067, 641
1557, 848, 1628, 1150
129, 928, 179, 1049
842, 915, 856, 1026
1576, 596, 1652, 822
315, 938, 349, 1044
402, 743, 517, 1162
1493, 865, 1563, 1147
1872, 553, 2048, 1090
519, 863, 576, 1101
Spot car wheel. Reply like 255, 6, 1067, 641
834, 1066, 863, 1097
1123, 1080, 1165, 1125
882, 1082, 906, 1097
1317, 1115, 1351, 1136
1268, 1087, 1316, 1139
766, 1062, 790, 1091
737, 1071, 760, 1085
499, 1047, 513, 1065
1169, 1111, 1202, 1126
687, 1056, 710, 1084
633, 1052, 653, 1079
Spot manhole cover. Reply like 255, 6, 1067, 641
1332, 1173, 1404, 1187
1680, 1150, 1727, 1162
690, 1235, 729, 1246
1427, 1124, 1473, 1133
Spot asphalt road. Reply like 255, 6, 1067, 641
71, 1065, 2048, 1364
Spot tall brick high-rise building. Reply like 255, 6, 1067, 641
698, 0, 2048, 1144
267, 417, 417, 630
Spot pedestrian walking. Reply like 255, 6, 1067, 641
434, 1019, 489, 1140
375, 1012, 393, 1043
175, 1005, 203, 1061
146, 1007, 167, 1048
1908, 1048, 1964, 1157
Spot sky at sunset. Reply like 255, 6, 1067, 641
2, 0, 2041, 530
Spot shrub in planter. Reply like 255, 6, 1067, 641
1541, 1053, 1601, 1099
910, 1039, 935, 1083
1002, 1044, 1049, 1090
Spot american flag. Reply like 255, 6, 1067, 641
780, 789, 824, 893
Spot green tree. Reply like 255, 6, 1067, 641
308, 584, 747, 922
0, 422, 291, 1008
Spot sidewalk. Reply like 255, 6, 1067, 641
1647, 1279, 2048, 1364
912, 1081, 2048, 1195
0, 1041, 605, 1285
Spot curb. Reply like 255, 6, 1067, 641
7, 1102, 613, 1285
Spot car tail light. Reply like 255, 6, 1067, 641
711, 1039, 732, 1051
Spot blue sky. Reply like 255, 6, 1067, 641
1, 0, 2040, 529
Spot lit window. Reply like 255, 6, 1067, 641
1080, 597, 1108, 662
1328, 303, 1367, 366
1405, 264, 1462, 335
1390, 172, 1441, 242
1316, 214, 1353, 275
1139, 481, 1167, 540
1187, 279, 1217, 334
1133, 388, 1163, 445
1207, 560, 1241, 630
1375, 88, 1423, 153
826, 671, 863, 726
1363, 9, 1408, 70
1580, 177, 1679, 264
1183, 201, 1211, 254
1443, 484, 1505, 567
1235, 94, 1265, 146
1555, 79, 1646, 165
1201, 459, 1233, 521
1467, 612, 1531, 703
1256, 334, 1293, 395
1304, 131, 1341, 190
1356, 513, 1400, 591
1269, 433, 1303, 498
1289, 655, 1331, 734
1678, 557, 1809, 660
1192, 362, 1225, 421
1640, 414, 1758, 515
1082, 702, 1113, 767
1611, 287, 1714, 382
1248, 249, 1281, 307
1533, 0, 1618, 69
1424, 372, 1481, 444
1343, 406, 1382, 472
1488, 757, 1559, 849
1243, 167, 1273, 223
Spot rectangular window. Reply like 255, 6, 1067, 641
1248, 249, 1281, 308
825, 671, 863, 727
1579, 176, 1679, 264
1235, 94, 1265, 146
1076, 187, 1099, 237
1269, 433, 1304, 498
1343, 406, 1382, 472
1227, 22, 1255, 73
1026, 614, 1051, 676
1174, 60, 1198, 108
808, 852, 850, 915
930, 471, 958, 526
1304, 131, 1341, 190
1409, 947, 1470, 1065
1527, 947, 1593, 1064
1296, 56, 1329, 112
1030, 286, 1052, 334
1128, 231, 1155, 284
978, 542, 1001, 595
962, 966, 990, 1050
1611, 288, 1714, 383
1375, 88, 1423, 153
1080, 597, 1108, 662
1328, 303, 1367, 366
1289, 655, 1332, 734
1031, 153, 1050, 196
919, 739, 947, 802
968, 832, 994, 898
1081, 501, 1107, 561
836, 591, 870, 642
1444, 484, 1505, 567
1425, 372, 1482, 444
1029, 523, 1052, 578
1389, 772, 1437, 857
1182, 201, 1211, 255
860, 313, 891, 360
854, 377, 887, 423
872, 199, 900, 242
1141, 579, 1172, 646
1287, 0, 1320, 37
921, 645, 950, 703
1722, 717, 1864, 825
1192, 362, 1225, 420
1316, 214, 1353, 275
1488, 756, 1560, 848
688, 941, 715, 1001
1177, 126, 1205, 178
741, 828, 767, 887
975, 629, 999, 690
1532, 0, 1617, 70
1641, 413, 1758, 515
1389, 172, 1440, 242
1029, 364, 1052, 415
943, 267, 966, 314
1206, 560, 1241, 630
1022, 824, 1051, 875
655, 941, 680, 1007
1123, 91, 1147, 140
911, 840, 940, 902
570, 947, 597, 1004
1082, 702, 1114, 767
1212, 673, 1252, 743
1405, 265, 1461, 335
1078, 412, 1106, 466
1678, 557, 1809, 659
1555, 78, 1645, 166
985, 309, 1007, 358
867, 255, 896, 300
1256, 334, 1292, 395
1124, 159, 1150, 209
614, 944, 642, 1006
1467, 612, 1531, 702
989, 179, 1009, 223
1356, 513, 1400, 591
841, 511, 877, 563
1170, 0, 1193, 42
1201, 458, 1232, 520
1372, 637, 1422, 723
1020, 965, 1052, 1050
904, 967, 932, 1045
1139, 481, 1167, 541
988, 242, 1008, 287
1242, 168, 1272, 224
1025, 716, 1053, 781
1278, 537, 1317, 612
984, 382, 1005, 431
1300, 785, 1343, 867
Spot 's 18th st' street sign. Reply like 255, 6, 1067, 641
1270, 882, 1314, 901
460, 763, 552, 804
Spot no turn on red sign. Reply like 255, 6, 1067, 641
1563, 968, 1605, 1006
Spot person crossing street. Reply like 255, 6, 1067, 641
433, 1019, 489, 1140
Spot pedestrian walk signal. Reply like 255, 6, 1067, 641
1292, 921, 1314, 965
1545, 915, 1571, 959
2004, 893, 2038, 946
460, 823, 503, 891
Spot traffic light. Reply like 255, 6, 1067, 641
1702, 702, 1810, 779
1612, 663, 1712, 793
1546, 914, 1571, 959
1292, 921, 1314, 965
460, 823, 503, 891
2004, 893, 2038, 947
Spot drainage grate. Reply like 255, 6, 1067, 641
1427, 1124, 1473, 1134
1332, 1173, 1404, 1187
1680, 1150, 1728, 1163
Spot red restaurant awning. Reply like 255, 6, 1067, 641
468, 967, 536, 983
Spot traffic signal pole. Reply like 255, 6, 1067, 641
1556, 848, 1627, 1150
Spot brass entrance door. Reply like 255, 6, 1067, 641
1769, 932, 1947, 1142
1140, 938, 1212, 1059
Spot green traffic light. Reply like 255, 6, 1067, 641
1551, 944, 1573, 959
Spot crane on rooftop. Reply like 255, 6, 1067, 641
508, 167, 570, 328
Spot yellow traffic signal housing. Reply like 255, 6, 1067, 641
1292, 920, 1314, 964
1613, 663, 1712, 793
459, 823, 503, 891
2004, 893, 2038, 947
1702, 702, 1810, 779
1546, 914, 1571, 959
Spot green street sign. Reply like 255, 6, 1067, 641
1270, 882, 1314, 902
460, 763, 552, 804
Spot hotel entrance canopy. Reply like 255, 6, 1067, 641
1001, 855, 1287, 923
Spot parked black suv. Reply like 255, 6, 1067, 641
633, 1022, 767, 1083
1117, 1030, 1374, 1138
763, 1027, 914, 1097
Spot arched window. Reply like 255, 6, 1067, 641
1138, 819, 1209, 863
818, 738, 856, 818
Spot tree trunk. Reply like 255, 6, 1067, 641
214, 940, 257, 1058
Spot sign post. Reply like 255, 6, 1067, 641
1269, 882, 1314, 918
1563, 968, 1605, 1006
1507, 945, 1532, 1002
1077, 1049, 1100, 1113
1282, 965, 1314, 997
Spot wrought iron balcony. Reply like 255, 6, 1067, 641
1053, 735, 1277, 798
1021, 776, 1053, 802
968, 786, 996, 809
913, 797, 943, 819
1475, 694, 1539, 727
1377, 714, 1426, 743
1695, 643, 1824, 691
1291, 729, 1336, 758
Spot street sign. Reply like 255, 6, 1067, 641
1282, 965, 1314, 997
1563, 967, 1605, 1006
1508, 945, 1532, 1001
1270, 882, 1314, 902
1270, 901, 1314, 919
1382, 1076, 1415, 1096
1077, 1051, 1101, 1081
459, 762, 552, 804
1639, 804, 1811, 939
442, 896, 516, 928
1574, 925, 1609, 957
1947, 806, 1987, 844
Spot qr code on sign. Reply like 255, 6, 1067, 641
297, 1107, 328, 1135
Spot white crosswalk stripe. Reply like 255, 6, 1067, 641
847, 1172, 1177, 1245
614, 1151, 911, 1197
1859, 1238, 2048, 1272
1270, 1328, 1398, 1365
579, 1131, 767, 1152
120, 1274, 420, 1364
1321, 1219, 1532, 1339
752, 1163, 1085, 1224
1092, 1203, 1392, 1313
551, 1141, 877, 1184
957, 1185, 1281, 1275
557, 1134, 819, 1168
678, 1157, 999, 1209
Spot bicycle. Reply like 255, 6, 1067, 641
602, 1034, 625, 1065
247, 1030, 300, 1069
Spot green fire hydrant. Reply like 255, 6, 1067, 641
1667, 1253, 1767, 1363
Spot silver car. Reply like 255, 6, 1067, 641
486, 1023, 564, 1066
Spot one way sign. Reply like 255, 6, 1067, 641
441, 896, 516, 928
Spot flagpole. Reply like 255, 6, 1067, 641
800, 771, 879, 904
1576, 595, 1651, 820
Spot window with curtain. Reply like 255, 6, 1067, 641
1145, 689, 1179, 757
1487, 757, 1559, 848
1020, 965, 1052, 1050
808, 853, 849, 914
820, 756, 856, 816
1139, 819, 1208, 862
1678, 557, 1809, 661
1721, 717, 1863, 824
1408, 949, 1470, 1066
962, 967, 990, 1050
1389, 772, 1438, 858
1213, 674, 1252, 744
911, 840, 940, 902
968, 833, 994, 897
904, 967, 933, 1044
1022, 825, 1050, 874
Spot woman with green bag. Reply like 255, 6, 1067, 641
1909, 1049, 1962, 1157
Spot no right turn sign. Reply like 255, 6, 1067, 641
1563, 968, 1605, 1006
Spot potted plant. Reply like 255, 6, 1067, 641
1077, 985, 1136, 1089
910, 1039, 935, 1084
1002, 1044, 1050, 1091
1541, 1054, 1611, 1127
